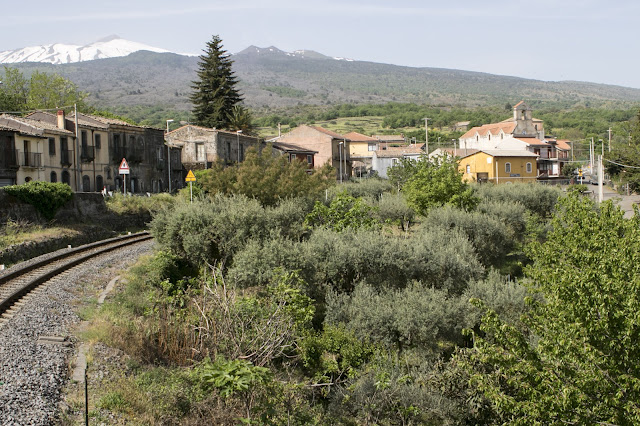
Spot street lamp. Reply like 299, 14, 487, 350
236, 130, 242, 163
166, 119, 174, 193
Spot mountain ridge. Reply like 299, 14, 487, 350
4, 45, 640, 112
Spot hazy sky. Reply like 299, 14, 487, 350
2, 0, 639, 88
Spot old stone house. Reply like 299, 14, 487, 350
0, 113, 76, 188
165, 125, 261, 172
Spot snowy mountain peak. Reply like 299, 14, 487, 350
0, 37, 170, 64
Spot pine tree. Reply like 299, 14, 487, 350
190, 35, 243, 129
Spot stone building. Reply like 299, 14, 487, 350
0, 111, 172, 193
165, 125, 261, 171
0, 113, 76, 188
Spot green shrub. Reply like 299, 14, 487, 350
305, 192, 380, 232
373, 192, 415, 231
326, 282, 467, 352
426, 206, 514, 268
476, 198, 528, 240
105, 192, 175, 215
4, 181, 72, 219
327, 178, 393, 200
474, 182, 562, 218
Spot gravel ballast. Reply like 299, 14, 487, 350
0, 240, 153, 425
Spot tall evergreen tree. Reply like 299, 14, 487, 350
190, 35, 243, 129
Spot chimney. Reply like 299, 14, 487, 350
57, 110, 65, 130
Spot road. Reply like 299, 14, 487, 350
596, 184, 640, 218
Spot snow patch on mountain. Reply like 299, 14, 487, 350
0, 36, 170, 64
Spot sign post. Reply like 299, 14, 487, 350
185, 170, 196, 204
119, 158, 130, 196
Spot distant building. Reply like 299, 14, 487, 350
276, 125, 351, 181
271, 142, 317, 171
453, 121, 471, 132
458, 101, 567, 178
343, 131, 379, 176
165, 124, 260, 172
371, 144, 424, 178
457, 149, 539, 184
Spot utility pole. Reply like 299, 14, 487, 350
424, 117, 430, 154
607, 128, 612, 152
598, 154, 604, 203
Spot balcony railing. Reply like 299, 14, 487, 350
61, 149, 73, 167
80, 145, 95, 162
21, 152, 42, 168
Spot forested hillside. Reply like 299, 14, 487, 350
9, 49, 640, 115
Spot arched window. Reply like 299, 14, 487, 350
50, 171, 57, 183
62, 171, 71, 186
488, 134, 491, 141
476, 135, 479, 141
82, 175, 91, 192
526, 162, 532, 173
24, 176, 32, 183
505, 162, 511, 173
96, 175, 104, 191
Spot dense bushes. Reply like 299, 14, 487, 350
98, 180, 571, 423
4, 181, 72, 219
474, 182, 562, 218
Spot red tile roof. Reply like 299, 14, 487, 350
461, 121, 516, 139
343, 131, 378, 142
556, 139, 571, 151
308, 125, 348, 140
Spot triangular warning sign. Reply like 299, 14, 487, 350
119, 158, 130, 170
185, 170, 196, 182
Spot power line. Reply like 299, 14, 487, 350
604, 158, 640, 170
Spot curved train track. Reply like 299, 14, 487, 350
0, 231, 153, 324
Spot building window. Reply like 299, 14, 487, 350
505, 162, 511, 173
95, 134, 101, 149
291, 153, 297, 160
96, 175, 103, 191
391, 158, 398, 166
466, 165, 471, 174
81, 130, 88, 147
307, 154, 313, 164
368, 143, 376, 151
476, 135, 479, 141
49, 137, 56, 155
501, 133, 504, 140
50, 171, 57, 183
488, 134, 491, 141
62, 171, 71, 186
526, 162, 532, 173
196, 143, 205, 162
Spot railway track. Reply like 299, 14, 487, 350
0, 231, 153, 323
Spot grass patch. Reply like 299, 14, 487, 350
105, 193, 175, 215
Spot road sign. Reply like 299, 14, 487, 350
185, 170, 196, 182
119, 158, 130, 175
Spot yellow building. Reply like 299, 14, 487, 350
458, 149, 538, 183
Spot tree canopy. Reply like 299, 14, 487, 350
0, 67, 87, 112
459, 194, 640, 424
197, 145, 334, 206
398, 153, 478, 215
190, 35, 243, 130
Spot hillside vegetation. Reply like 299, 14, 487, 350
10, 49, 640, 116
